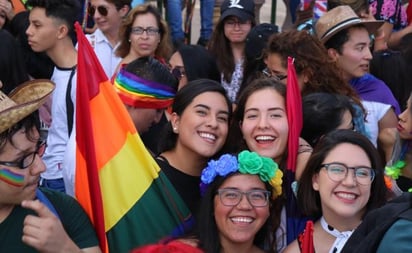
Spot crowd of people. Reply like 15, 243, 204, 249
1, 0, 412, 252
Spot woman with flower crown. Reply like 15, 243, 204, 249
180, 150, 283, 253
224, 77, 311, 250
284, 129, 387, 253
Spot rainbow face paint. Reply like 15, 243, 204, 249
0, 168, 24, 187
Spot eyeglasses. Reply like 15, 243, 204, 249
169, 65, 186, 80
217, 189, 270, 207
224, 19, 252, 29
131, 27, 160, 36
262, 68, 287, 81
321, 162, 375, 185
88, 5, 109, 17
0, 140, 47, 170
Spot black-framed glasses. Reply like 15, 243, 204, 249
0, 140, 47, 170
262, 68, 287, 81
321, 162, 375, 185
88, 5, 109, 17
131, 27, 160, 36
217, 189, 270, 207
169, 65, 185, 80
224, 19, 252, 29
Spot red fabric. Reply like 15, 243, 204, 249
75, 22, 108, 252
407, 0, 412, 24
299, 220, 314, 253
286, 57, 303, 172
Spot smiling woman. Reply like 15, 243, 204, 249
156, 79, 232, 226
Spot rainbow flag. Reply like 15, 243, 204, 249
74, 22, 193, 253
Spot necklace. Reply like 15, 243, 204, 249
320, 217, 354, 253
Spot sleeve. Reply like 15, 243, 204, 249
376, 219, 412, 252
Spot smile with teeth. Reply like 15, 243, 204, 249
199, 132, 217, 141
230, 217, 254, 223
335, 192, 357, 200
255, 135, 275, 142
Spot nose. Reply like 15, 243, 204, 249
257, 115, 269, 129
399, 110, 407, 122
26, 24, 32, 37
206, 115, 218, 128
364, 47, 373, 61
341, 169, 357, 186
237, 193, 253, 209
30, 155, 46, 176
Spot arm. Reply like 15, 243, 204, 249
283, 239, 300, 253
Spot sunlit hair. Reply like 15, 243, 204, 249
297, 129, 387, 219
116, 3, 172, 59
264, 30, 360, 103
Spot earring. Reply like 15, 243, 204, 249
128, 39, 131, 43
173, 126, 178, 133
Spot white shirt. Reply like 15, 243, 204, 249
362, 100, 391, 147
86, 29, 121, 78
42, 66, 76, 179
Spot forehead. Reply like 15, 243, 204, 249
189, 91, 228, 109
132, 12, 158, 26
345, 26, 370, 44
323, 143, 371, 166
245, 88, 285, 109
91, 0, 115, 6
220, 174, 266, 189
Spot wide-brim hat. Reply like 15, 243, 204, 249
315, 5, 384, 44
220, 0, 255, 22
0, 79, 55, 134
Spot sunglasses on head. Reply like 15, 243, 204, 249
88, 5, 108, 17
168, 65, 185, 80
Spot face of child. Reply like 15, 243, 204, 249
398, 95, 412, 139
240, 87, 289, 163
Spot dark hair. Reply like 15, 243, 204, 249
196, 171, 279, 253
26, 0, 81, 40
370, 50, 412, 111
116, 4, 172, 59
177, 44, 220, 82
124, 56, 178, 89
324, 24, 367, 53
0, 29, 30, 94
297, 129, 387, 219
0, 112, 40, 154
208, 16, 256, 83
225, 78, 286, 155
264, 30, 361, 103
158, 79, 232, 153
302, 92, 355, 146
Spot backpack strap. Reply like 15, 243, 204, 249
66, 66, 76, 137
35, 188, 60, 219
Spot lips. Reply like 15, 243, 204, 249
199, 131, 217, 143
397, 124, 405, 132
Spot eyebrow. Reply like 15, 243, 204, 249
194, 104, 230, 115
245, 107, 285, 113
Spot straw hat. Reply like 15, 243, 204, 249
315, 5, 384, 44
0, 79, 55, 134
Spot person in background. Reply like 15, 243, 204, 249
208, 0, 255, 103
302, 92, 356, 147
0, 80, 100, 253
87, 0, 131, 78
115, 3, 172, 77
166, 0, 214, 47
168, 44, 220, 90
317, 5, 398, 147
26, 0, 80, 193
156, 79, 231, 224
285, 130, 387, 253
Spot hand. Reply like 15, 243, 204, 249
21, 200, 81, 253
0, 0, 14, 20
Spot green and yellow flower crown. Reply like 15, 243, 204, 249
200, 150, 283, 199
